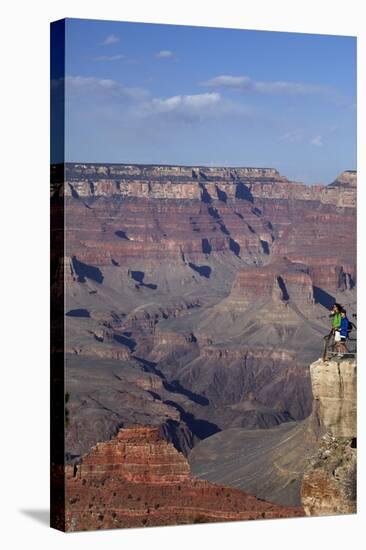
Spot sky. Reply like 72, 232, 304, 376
58, 18, 356, 184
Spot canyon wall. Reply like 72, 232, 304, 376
60, 164, 356, 208
60, 164, 356, 290
301, 358, 357, 516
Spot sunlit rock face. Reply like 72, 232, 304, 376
301, 358, 356, 516
309, 358, 356, 438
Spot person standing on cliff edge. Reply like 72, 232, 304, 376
335, 309, 350, 355
323, 303, 342, 361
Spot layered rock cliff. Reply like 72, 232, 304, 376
301, 358, 357, 516
60, 163, 356, 286
65, 426, 303, 531
60, 164, 356, 208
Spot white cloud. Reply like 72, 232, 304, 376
150, 92, 221, 112
156, 50, 174, 58
65, 76, 148, 102
101, 34, 120, 45
202, 75, 251, 88
255, 81, 323, 94
279, 129, 304, 143
62, 76, 252, 125
311, 135, 323, 147
133, 92, 225, 122
132, 91, 252, 123
94, 54, 126, 61
134, 92, 252, 123
201, 74, 326, 95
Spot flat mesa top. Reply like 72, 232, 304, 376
63, 162, 279, 171
51, 163, 356, 194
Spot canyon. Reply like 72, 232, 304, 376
52, 162, 356, 528
189, 357, 357, 511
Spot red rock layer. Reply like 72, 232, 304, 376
65, 426, 303, 531
79, 427, 191, 483
230, 258, 314, 305
61, 164, 356, 293
64, 193, 272, 265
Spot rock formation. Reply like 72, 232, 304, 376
308, 358, 356, 437
61, 164, 356, 207
300, 358, 357, 516
64, 426, 303, 531
329, 170, 356, 189
229, 258, 315, 306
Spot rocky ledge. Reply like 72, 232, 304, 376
309, 358, 356, 437
301, 358, 357, 516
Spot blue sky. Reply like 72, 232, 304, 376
61, 18, 356, 184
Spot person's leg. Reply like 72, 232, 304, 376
330, 330, 337, 351
323, 331, 332, 361
340, 338, 349, 353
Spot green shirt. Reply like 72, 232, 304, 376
332, 312, 342, 329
